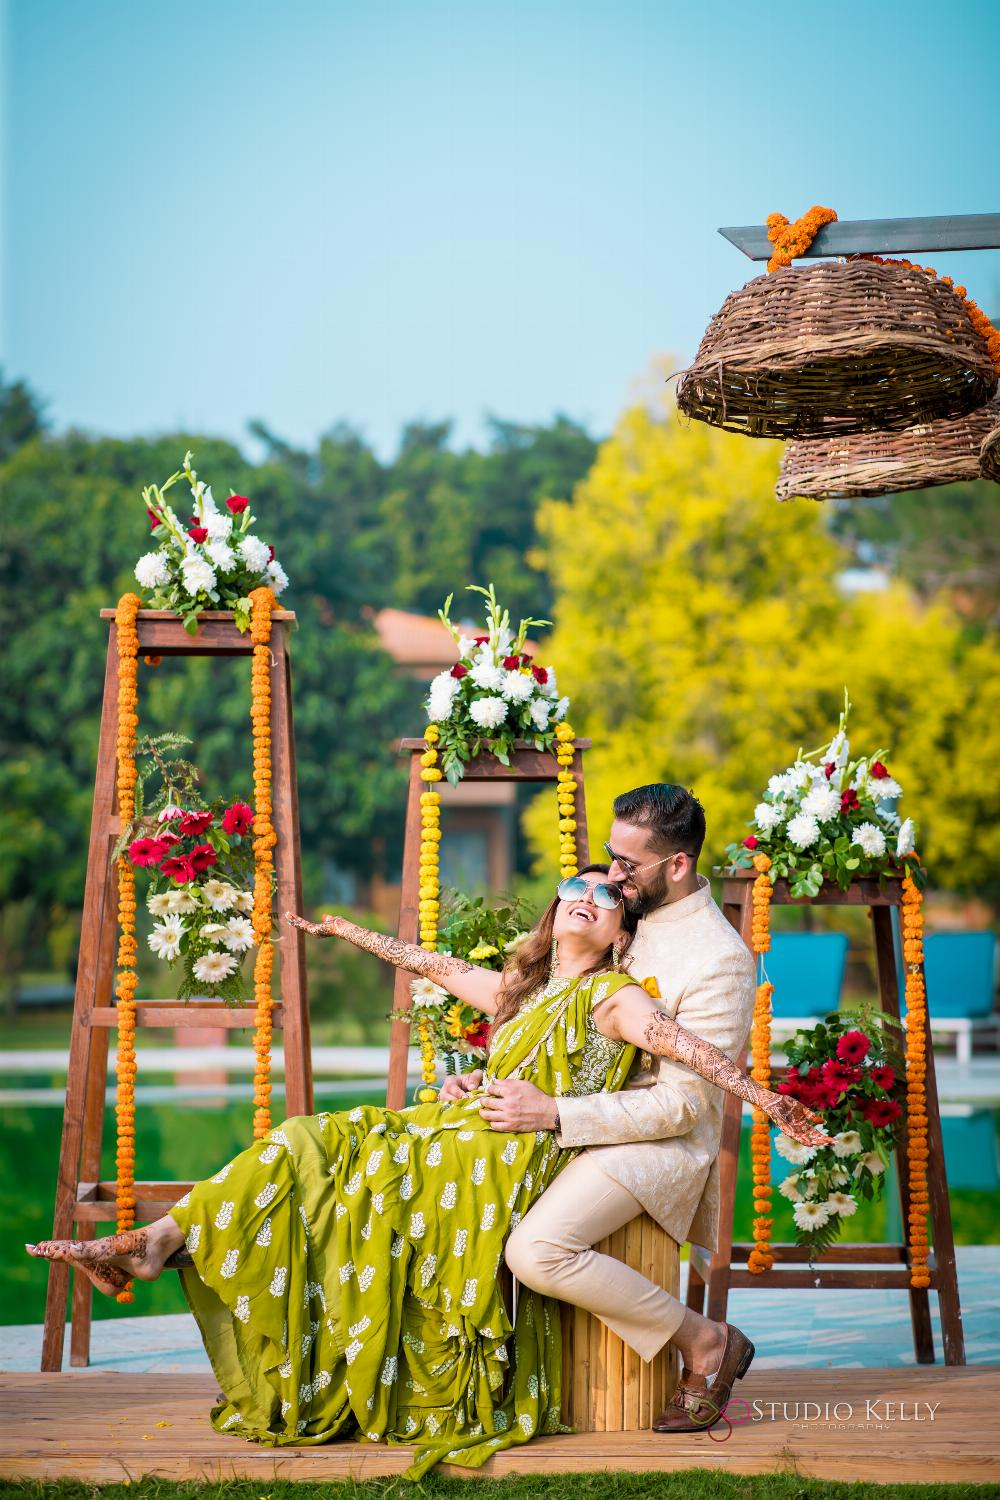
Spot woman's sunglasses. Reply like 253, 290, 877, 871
556, 875, 623, 910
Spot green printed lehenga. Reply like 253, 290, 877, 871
170, 970, 636, 1475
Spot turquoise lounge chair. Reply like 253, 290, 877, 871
761, 931, 850, 1045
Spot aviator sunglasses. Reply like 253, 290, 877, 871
556, 875, 624, 910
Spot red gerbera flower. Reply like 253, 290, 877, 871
188, 843, 218, 873
871, 1063, 896, 1090
222, 802, 254, 836
836, 1029, 871, 1064
157, 831, 181, 849
465, 1021, 491, 1049
177, 810, 214, 836
128, 836, 170, 867
822, 1058, 861, 1087
160, 854, 196, 884
862, 1097, 902, 1127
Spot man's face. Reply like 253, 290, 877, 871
605, 817, 676, 917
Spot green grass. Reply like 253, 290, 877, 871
0, 1477, 994, 1500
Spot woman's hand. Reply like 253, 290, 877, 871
438, 1069, 484, 1104
284, 911, 345, 937
763, 1092, 834, 1148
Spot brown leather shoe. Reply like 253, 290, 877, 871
653, 1322, 755, 1433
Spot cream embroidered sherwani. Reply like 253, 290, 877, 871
552, 873, 756, 1252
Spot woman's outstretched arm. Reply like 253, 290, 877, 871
284, 912, 503, 1015
595, 984, 832, 1148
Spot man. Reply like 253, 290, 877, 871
438, 783, 757, 1431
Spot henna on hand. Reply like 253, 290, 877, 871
284, 911, 475, 982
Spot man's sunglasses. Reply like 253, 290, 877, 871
556, 875, 623, 910
603, 841, 679, 882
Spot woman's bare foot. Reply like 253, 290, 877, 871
26, 1216, 184, 1291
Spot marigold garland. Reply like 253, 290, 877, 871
853, 256, 1000, 378
901, 864, 931, 1288
554, 723, 580, 878
747, 852, 775, 1274
766, 206, 838, 272
414, 724, 444, 1102
113, 593, 141, 1302
249, 587, 278, 1139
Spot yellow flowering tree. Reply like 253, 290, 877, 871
524, 385, 1000, 895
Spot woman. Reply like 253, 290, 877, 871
29, 867, 828, 1474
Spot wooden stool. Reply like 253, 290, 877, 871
559, 1215, 680, 1430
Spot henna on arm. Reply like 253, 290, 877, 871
642, 1009, 771, 1111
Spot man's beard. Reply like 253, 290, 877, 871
623, 867, 671, 918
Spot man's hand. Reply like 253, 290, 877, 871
438, 1068, 484, 1104
479, 1079, 558, 1132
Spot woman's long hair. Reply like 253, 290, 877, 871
490, 864, 637, 1034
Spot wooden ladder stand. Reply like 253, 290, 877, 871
41, 608, 313, 1371
688, 869, 965, 1364
385, 737, 590, 1110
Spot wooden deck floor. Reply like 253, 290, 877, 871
2, 1367, 998, 1485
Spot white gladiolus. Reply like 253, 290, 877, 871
852, 822, 887, 858
469, 696, 507, 730
193, 951, 239, 983
553, 695, 570, 720
501, 670, 533, 703
831, 1129, 863, 1158
754, 802, 784, 831
148, 918, 185, 960
223, 916, 256, 953
775, 1132, 817, 1165
206, 541, 236, 572
238, 535, 271, 573
456, 635, 476, 658
896, 818, 916, 859
135, 551, 170, 589
793, 1200, 831, 1231
802, 784, 841, 821
824, 1192, 858, 1218
529, 698, 551, 730
267, 560, 289, 595
828, 730, 850, 767
469, 658, 506, 692
787, 811, 820, 849
181, 555, 217, 596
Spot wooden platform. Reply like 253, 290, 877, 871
2, 1367, 997, 1484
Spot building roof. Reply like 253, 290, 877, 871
373, 607, 538, 675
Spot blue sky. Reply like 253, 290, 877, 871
3, 0, 999, 458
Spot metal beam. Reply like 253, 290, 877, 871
720, 213, 1000, 261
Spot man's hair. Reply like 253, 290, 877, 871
612, 783, 707, 862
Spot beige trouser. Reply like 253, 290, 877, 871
504, 1152, 688, 1363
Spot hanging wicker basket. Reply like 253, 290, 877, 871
776, 396, 1000, 500
676, 261, 997, 440
980, 415, 1000, 483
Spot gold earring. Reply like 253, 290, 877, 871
612, 941, 623, 972
549, 937, 559, 979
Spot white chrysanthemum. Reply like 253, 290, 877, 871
824, 1192, 858, 1218
793, 1200, 831, 1231
203, 510, 232, 542
831, 1129, 863, 1158
529, 697, 551, 731
802, 784, 841, 821
896, 818, 916, 859
427, 670, 461, 723
469, 657, 506, 692
788, 762, 813, 789
202, 879, 239, 912
238, 535, 271, 572
774, 1132, 817, 1165
180, 554, 217, 597
852, 822, 887, 858
193, 950, 239, 983
148, 918, 184, 959
168, 888, 199, 914
870, 777, 902, 802
135, 551, 170, 589
787, 811, 821, 849
856, 1150, 886, 1176
147, 891, 175, 917
754, 801, 784, 831
778, 1173, 804, 1202
411, 977, 449, 1007
767, 770, 796, 799
233, 889, 254, 914
267, 559, 289, 595
553, 694, 570, 720
469, 696, 507, 730
223, 916, 256, 953
501, 670, 533, 703
206, 541, 236, 572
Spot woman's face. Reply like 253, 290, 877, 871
550, 871, 626, 953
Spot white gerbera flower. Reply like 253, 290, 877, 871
787, 811, 821, 849
469, 696, 507, 730
501, 670, 533, 703
193, 950, 239, 983
831, 1129, 862, 1158
798, 1170, 821, 1200
148, 918, 185, 960
206, 541, 236, 572
199, 922, 229, 941
824, 1192, 858, 1218
896, 818, 916, 859
793, 1200, 831, 1231
232, 889, 254, 914
529, 697, 551, 731
223, 916, 255, 953
852, 822, 887, 858
870, 777, 902, 802
168, 889, 200, 914
856, 1150, 886, 1177
238, 535, 271, 572
778, 1173, 804, 1203
469, 658, 506, 692
266, 560, 289, 595
202, 879, 239, 912
411, 977, 449, 1007
427, 671, 461, 722
147, 891, 175, 917
829, 1166, 851, 1187
802, 784, 841, 821
754, 801, 784, 831
775, 1132, 817, 1165
134, 551, 170, 590
180, 555, 217, 597
203, 510, 232, 542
